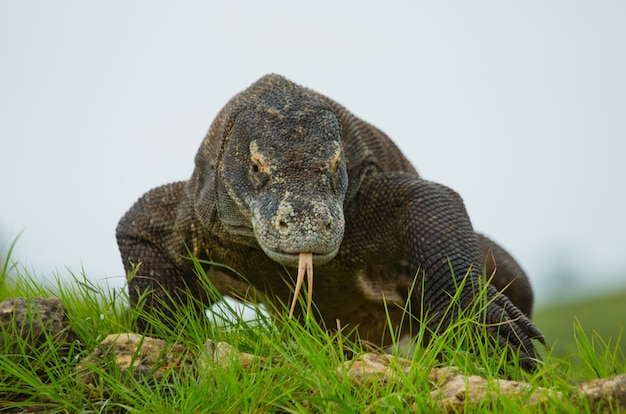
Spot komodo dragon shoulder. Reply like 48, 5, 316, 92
117, 74, 543, 370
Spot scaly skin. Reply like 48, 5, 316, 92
116, 74, 543, 370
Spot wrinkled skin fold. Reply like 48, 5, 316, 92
116, 74, 544, 371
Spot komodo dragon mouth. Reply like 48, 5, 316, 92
263, 249, 338, 267
289, 252, 313, 318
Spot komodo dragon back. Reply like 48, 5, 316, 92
117, 74, 543, 371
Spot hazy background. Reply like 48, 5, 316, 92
1, 1, 625, 306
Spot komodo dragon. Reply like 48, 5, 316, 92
117, 74, 543, 370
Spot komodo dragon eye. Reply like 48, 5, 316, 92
327, 140, 343, 193
329, 141, 342, 175
249, 141, 271, 188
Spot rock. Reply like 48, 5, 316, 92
76, 334, 274, 389
577, 373, 626, 411
338, 352, 413, 385
199, 338, 272, 371
0, 297, 79, 348
75, 333, 193, 385
340, 353, 558, 411
429, 367, 559, 412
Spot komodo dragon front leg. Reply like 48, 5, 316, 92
117, 182, 250, 332
342, 172, 544, 371
116, 182, 218, 332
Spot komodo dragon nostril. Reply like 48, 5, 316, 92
325, 218, 332, 231
278, 219, 289, 231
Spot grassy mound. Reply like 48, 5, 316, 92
1, 243, 624, 412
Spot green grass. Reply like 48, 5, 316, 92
534, 290, 626, 379
1, 246, 625, 412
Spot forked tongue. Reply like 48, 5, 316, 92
289, 252, 313, 318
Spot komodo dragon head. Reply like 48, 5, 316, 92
192, 75, 349, 315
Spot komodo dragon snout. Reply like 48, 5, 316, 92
218, 106, 349, 269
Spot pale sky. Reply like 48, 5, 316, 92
1, 1, 625, 305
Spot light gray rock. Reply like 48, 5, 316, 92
428, 366, 560, 412
75, 333, 192, 385
337, 352, 413, 385
577, 373, 626, 411
339, 352, 560, 411
200, 338, 273, 371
